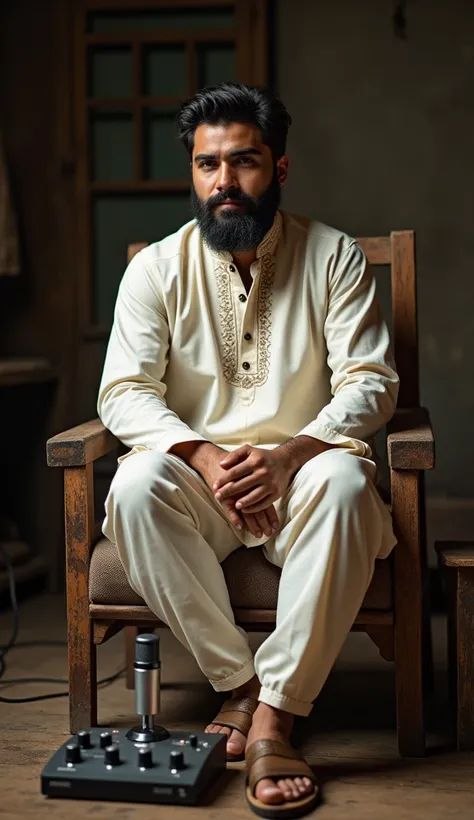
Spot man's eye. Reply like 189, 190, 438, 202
237, 157, 255, 165
199, 161, 215, 169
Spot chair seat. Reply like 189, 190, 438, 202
89, 537, 393, 611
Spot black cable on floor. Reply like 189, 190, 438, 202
0, 543, 125, 703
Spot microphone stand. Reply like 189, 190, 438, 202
126, 633, 169, 743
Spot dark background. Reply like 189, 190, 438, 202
0, 0, 472, 591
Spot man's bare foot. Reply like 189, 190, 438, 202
205, 675, 260, 758
246, 703, 313, 805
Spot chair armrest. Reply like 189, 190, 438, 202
47, 418, 119, 467
387, 407, 435, 470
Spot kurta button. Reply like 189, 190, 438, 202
244, 332, 252, 341
239, 293, 247, 302
242, 361, 250, 370
229, 264, 236, 272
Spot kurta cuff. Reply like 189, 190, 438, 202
158, 429, 208, 454
296, 421, 372, 458
116, 431, 207, 465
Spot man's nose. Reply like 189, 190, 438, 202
216, 162, 238, 192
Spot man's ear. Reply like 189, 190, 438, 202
276, 155, 289, 186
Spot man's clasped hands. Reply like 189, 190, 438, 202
175, 437, 332, 539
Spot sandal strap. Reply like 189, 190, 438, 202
212, 696, 258, 737
246, 739, 315, 794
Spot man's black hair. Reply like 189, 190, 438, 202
177, 82, 292, 160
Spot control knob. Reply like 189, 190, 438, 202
104, 744, 121, 767
138, 746, 154, 769
65, 743, 81, 765
77, 730, 91, 749
100, 731, 112, 749
169, 750, 185, 770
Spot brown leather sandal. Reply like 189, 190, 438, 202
209, 696, 259, 762
245, 739, 319, 818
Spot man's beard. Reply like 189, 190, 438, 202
191, 171, 281, 253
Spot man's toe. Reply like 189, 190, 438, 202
226, 728, 246, 755
256, 779, 284, 804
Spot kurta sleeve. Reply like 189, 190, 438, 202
296, 241, 399, 457
97, 251, 207, 455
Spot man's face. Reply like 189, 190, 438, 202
190, 122, 288, 253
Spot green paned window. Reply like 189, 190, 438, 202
196, 43, 236, 88
143, 45, 187, 98
90, 110, 134, 181
88, 47, 133, 98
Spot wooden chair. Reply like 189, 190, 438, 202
46, 230, 434, 757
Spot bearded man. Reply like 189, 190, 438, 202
99, 82, 399, 818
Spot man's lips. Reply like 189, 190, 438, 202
217, 200, 245, 209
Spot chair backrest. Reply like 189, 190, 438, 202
128, 229, 418, 410
357, 232, 417, 409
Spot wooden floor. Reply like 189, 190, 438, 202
0, 593, 472, 819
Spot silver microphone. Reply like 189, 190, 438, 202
126, 633, 169, 743
135, 633, 160, 718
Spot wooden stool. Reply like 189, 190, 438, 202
435, 541, 474, 750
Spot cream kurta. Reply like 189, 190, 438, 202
98, 210, 399, 460
100, 210, 400, 716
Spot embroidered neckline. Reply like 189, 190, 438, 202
212, 213, 281, 388
215, 254, 274, 388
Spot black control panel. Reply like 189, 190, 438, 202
41, 728, 226, 805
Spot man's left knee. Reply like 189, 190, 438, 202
299, 449, 372, 506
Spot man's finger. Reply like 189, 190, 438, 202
219, 445, 250, 469
215, 474, 260, 500
223, 501, 242, 530
214, 460, 254, 488
239, 496, 279, 514
265, 506, 280, 532
235, 488, 271, 510
242, 513, 263, 538
254, 510, 272, 537
243, 510, 274, 539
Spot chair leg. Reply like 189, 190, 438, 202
392, 469, 425, 757
68, 618, 97, 734
394, 618, 424, 756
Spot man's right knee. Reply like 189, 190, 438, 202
107, 449, 179, 512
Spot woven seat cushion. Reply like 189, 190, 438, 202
89, 536, 392, 611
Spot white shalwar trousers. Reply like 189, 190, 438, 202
103, 448, 396, 718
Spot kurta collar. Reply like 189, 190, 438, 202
206, 210, 282, 263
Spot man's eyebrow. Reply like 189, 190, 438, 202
194, 147, 263, 163
230, 147, 263, 158
194, 153, 217, 163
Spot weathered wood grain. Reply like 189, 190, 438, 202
65, 464, 97, 731
93, 620, 123, 646
357, 236, 391, 265
436, 541, 474, 568
387, 407, 435, 470
47, 418, 118, 466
